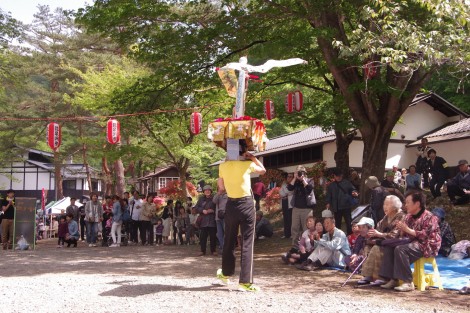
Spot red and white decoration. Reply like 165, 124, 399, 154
106, 118, 121, 144
46, 122, 61, 151
294, 90, 303, 112
285, 92, 294, 113
364, 61, 377, 79
264, 99, 275, 120
190, 112, 202, 135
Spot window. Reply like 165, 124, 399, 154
63, 180, 76, 190
158, 177, 179, 190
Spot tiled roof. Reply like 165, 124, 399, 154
256, 126, 335, 156
410, 92, 469, 117
137, 166, 177, 181
407, 117, 470, 146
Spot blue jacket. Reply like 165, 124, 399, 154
112, 201, 122, 222
67, 220, 79, 240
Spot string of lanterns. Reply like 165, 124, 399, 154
43, 92, 304, 151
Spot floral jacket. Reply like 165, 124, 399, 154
404, 209, 441, 258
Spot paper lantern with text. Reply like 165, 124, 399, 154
46, 122, 61, 151
107, 119, 121, 144
190, 112, 202, 135
294, 90, 303, 112
285, 92, 294, 113
264, 99, 275, 120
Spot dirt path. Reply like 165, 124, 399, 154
0, 237, 468, 313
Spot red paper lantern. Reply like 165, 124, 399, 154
190, 112, 202, 135
46, 122, 61, 151
107, 119, 121, 144
294, 90, 303, 112
264, 99, 275, 120
364, 61, 377, 79
285, 92, 294, 113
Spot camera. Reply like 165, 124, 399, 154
298, 171, 305, 177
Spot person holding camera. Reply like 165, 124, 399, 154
287, 165, 315, 245
1, 189, 16, 250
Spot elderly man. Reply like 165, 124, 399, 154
447, 159, 470, 205
365, 176, 390, 225
297, 210, 351, 271
379, 191, 441, 292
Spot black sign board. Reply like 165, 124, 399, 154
13, 197, 37, 250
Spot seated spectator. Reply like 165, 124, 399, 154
296, 210, 351, 271
282, 217, 323, 265
460, 279, 470, 295
446, 159, 470, 205
379, 191, 441, 292
427, 149, 448, 199
365, 176, 390, 225
431, 207, 456, 257
357, 195, 405, 285
187, 207, 199, 244
347, 221, 360, 250
405, 165, 421, 191
448, 240, 470, 260
345, 217, 375, 272
400, 168, 407, 189
255, 211, 273, 239
381, 171, 404, 201
392, 165, 402, 185
64, 213, 79, 248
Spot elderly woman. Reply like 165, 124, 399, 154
357, 195, 405, 285
379, 191, 441, 292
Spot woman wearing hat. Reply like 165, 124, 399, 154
195, 185, 217, 256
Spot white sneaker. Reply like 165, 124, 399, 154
91, 244, 97, 247
258, 236, 266, 240
109, 243, 117, 247
88, 244, 93, 247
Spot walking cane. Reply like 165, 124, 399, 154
340, 255, 368, 287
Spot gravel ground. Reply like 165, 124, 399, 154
1, 238, 469, 313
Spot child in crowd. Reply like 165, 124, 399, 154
255, 211, 273, 239
346, 217, 374, 272
282, 217, 323, 264
155, 218, 164, 246
188, 207, 199, 244
348, 221, 360, 250
57, 216, 68, 248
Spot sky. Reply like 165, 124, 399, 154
1, 0, 91, 24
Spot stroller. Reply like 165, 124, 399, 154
105, 222, 129, 247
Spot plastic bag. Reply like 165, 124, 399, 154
16, 235, 30, 250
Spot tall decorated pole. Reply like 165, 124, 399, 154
219, 57, 307, 118
46, 122, 62, 200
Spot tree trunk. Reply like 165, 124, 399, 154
114, 158, 125, 196
54, 150, 63, 200
79, 123, 93, 195
102, 156, 114, 196
334, 130, 355, 178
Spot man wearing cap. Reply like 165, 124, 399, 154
446, 159, 470, 205
216, 139, 266, 292
365, 176, 390, 225
195, 185, 217, 256
346, 217, 374, 272
325, 169, 357, 235
381, 171, 404, 201
427, 149, 448, 199
297, 210, 351, 270
287, 165, 316, 244
416, 138, 432, 188
431, 208, 456, 257
1, 189, 16, 250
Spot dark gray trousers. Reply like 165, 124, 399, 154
379, 242, 423, 282
222, 196, 255, 284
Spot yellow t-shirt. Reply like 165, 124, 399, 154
219, 160, 256, 198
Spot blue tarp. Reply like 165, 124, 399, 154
411, 255, 470, 290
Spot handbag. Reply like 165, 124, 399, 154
306, 179, 316, 207
337, 182, 358, 207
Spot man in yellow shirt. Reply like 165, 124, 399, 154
216, 140, 266, 292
